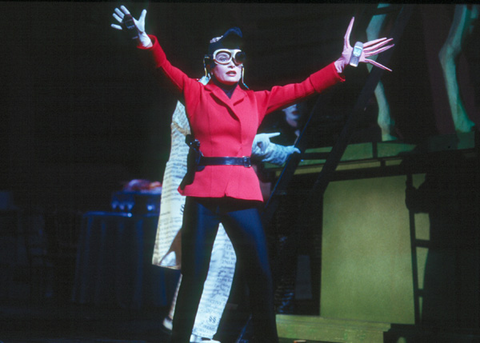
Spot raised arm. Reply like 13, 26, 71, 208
111, 6, 202, 102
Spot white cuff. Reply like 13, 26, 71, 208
138, 32, 152, 48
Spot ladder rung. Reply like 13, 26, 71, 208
414, 239, 430, 248
301, 152, 329, 160
274, 190, 311, 197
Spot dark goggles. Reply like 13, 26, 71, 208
212, 49, 246, 66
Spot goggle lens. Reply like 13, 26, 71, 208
235, 51, 246, 64
213, 49, 245, 65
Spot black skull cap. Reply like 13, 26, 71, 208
207, 27, 243, 55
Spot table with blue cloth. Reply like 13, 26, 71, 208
72, 211, 180, 309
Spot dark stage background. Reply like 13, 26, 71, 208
1, 2, 479, 212
1, 4, 480, 341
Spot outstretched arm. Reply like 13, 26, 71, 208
334, 17, 395, 73
111, 5, 201, 98
111, 5, 152, 48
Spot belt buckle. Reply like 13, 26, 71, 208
243, 156, 251, 168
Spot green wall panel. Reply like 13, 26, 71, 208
320, 175, 426, 324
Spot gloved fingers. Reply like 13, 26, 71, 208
112, 12, 123, 24
138, 9, 147, 27
364, 44, 395, 58
255, 144, 267, 155
254, 132, 279, 145
112, 7, 128, 30
111, 23, 122, 30
253, 135, 268, 152
257, 139, 268, 148
364, 58, 392, 72
251, 145, 262, 156
120, 5, 131, 16
361, 37, 394, 71
364, 38, 394, 53
114, 8, 125, 20
264, 132, 281, 139
344, 17, 355, 48
363, 37, 391, 48
255, 139, 266, 146
335, 17, 356, 73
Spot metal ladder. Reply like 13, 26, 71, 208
236, 4, 416, 340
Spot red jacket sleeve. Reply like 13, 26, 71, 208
254, 62, 345, 117
137, 35, 201, 98
309, 62, 345, 93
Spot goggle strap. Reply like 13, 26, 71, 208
241, 67, 249, 89
203, 55, 210, 78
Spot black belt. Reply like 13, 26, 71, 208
198, 156, 252, 168
180, 134, 252, 190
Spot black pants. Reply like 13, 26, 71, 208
170, 197, 278, 342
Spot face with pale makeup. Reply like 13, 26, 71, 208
282, 104, 302, 128
211, 60, 242, 86
209, 48, 245, 86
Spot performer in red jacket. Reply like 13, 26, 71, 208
112, 6, 393, 342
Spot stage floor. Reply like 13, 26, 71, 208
0, 298, 322, 343
0, 297, 170, 343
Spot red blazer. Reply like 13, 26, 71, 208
140, 35, 345, 202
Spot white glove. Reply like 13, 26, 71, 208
252, 132, 301, 166
334, 17, 394, 73
252, 132, 280, 156
111, 5, 152, 48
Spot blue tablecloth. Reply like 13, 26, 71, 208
72, 211, 180, 309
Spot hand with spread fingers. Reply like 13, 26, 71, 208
111, 5, 152, 48
335, 17, 395, 73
